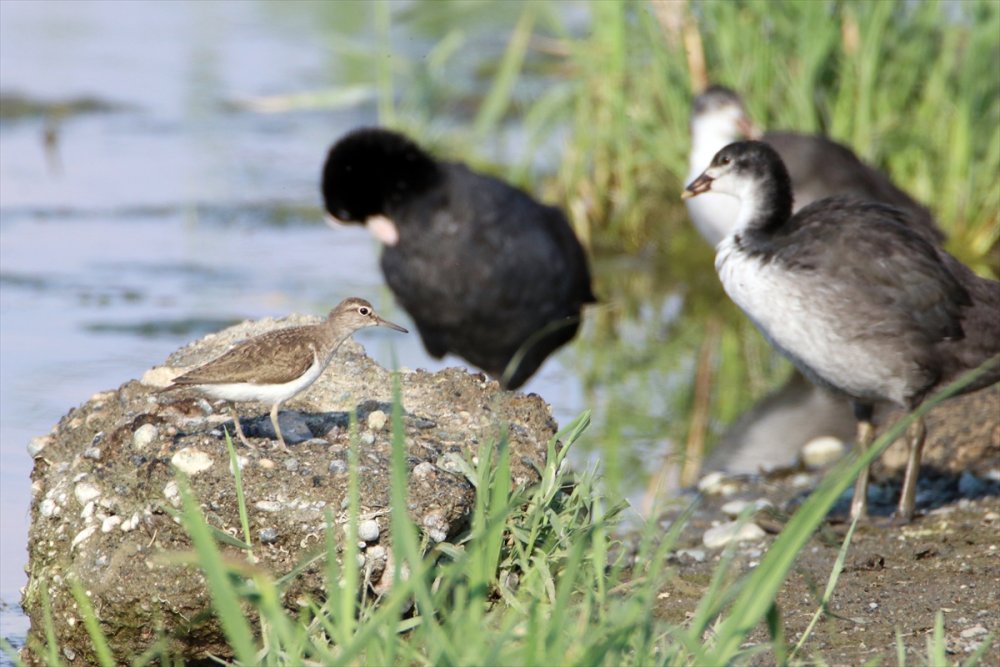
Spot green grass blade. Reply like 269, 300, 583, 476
473, 3, 536, 141
0, 636, 27, 667
176, 474, 258, 665
67, 578, 114, 667
790, 514, 861, 660
927, 610, 946, 666
39, 583, 64, 667
223, 428, 253, 552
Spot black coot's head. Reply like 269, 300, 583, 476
321, 128, 443, 224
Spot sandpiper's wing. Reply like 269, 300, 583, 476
170, 325, 322, 386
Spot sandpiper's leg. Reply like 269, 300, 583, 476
895, 416, 926, 522
850, 403, 875, 521
270, 402, 289, 451
228, 406, 254, 451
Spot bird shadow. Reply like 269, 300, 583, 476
217, 400, 416, 447
806, 466, 1000, 520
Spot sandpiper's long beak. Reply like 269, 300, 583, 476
682, 172, 713, 199
376, 316, 409, 334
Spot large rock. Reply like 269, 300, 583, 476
22, 315, 558, 663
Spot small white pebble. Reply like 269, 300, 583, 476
171, 447, 213, 475
132, 423, 159, 450
869, 602, 878, 610
27, 435, 51, 457
101, 516, 122, 533
413, 461, 436, 478
74, 481, 101, 506
675, 548, 706, 563
71, 526, 97, 550
120, 512, 140, 532
366, 410, 387, 431
960, 625, 987, 639
720, 499, 772, 518
697, 472, 726, 495
163, 481, 180, 507
357, 519, 380, 542
702, 521, 765, 549
790, 473, 815, 489
255, 500, 284, 513
39, 498, 59, 518
422, 511, 450, 543
801, 436, 847, 468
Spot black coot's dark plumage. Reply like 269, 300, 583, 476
683, 140, 1000, 521
686, 85, 943, 246
321, 128, 596, 389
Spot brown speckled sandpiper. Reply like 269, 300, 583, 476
163, 297, 407, 450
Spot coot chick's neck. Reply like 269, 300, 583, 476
719, 141, 795, 237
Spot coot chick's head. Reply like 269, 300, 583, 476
322, 128, 443, 224
685, 140, 791, 201
691, 85, 758, 142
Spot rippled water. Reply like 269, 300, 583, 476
0, 0, 595, 626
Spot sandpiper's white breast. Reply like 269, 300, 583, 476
193, 350, 327, 404
715, 237, 913, 406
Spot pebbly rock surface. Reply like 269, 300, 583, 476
22, 315, 558, 664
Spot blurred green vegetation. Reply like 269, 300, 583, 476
263, 0, 999, 495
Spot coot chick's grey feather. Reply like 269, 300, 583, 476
686, 85, 943, 247
683, 140, 1000, 521
321, 128, 596, 389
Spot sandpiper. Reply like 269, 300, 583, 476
683, 140, 1000, 522
686, 85, 942, 247
320, 127, 596, 390
162, 297, 407, 450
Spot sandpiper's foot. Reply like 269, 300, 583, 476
270, 404, 290, 452
228, 408, 256, 451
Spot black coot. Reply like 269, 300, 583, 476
321, 128, 596, 389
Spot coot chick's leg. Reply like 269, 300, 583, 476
850, 402, 876, 520
896, 416, 927, 523
270, 402, 290, 451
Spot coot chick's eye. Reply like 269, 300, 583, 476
719, 156, 731, 165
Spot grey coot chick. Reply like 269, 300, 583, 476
162, 298, 407, 450
686, 85, 943, 247
321, 127, 596, 390
683, 140, 1000, 521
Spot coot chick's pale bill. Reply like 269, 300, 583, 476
162, 298, 407, 451
320, 127, 596, 390
683, 140, 1000, 522
685, 85, 943, 247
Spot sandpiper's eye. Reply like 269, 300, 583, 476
359, 306, 371, 316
